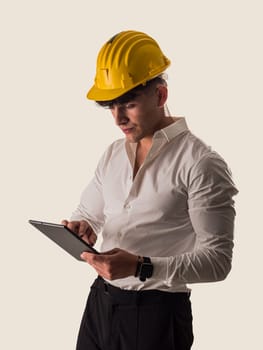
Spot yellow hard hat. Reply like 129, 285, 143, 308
87, 30, 171, 101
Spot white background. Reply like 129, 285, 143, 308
1, 0, 262, 349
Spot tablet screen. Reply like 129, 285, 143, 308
29, 219, 99, 260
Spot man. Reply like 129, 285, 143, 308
62, 30, 238, 350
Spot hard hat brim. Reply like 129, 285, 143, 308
87, 85, 133, 101
87, 64, 171, 101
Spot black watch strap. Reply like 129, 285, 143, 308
143, 257, 151, 264
135, 256, 143, 277
135, 256, 153, 282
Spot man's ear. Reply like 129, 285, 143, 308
156, 85, 168, 107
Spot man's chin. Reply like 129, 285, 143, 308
125, 133, 139, 143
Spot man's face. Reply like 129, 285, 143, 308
109, 87, 164, 143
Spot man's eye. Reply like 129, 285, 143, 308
125, 103, 136, 109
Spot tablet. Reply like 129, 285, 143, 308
29, 219, 99, 260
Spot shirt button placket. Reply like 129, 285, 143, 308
124, 203, 131, 210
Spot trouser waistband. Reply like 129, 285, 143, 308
91, 276, 190, 306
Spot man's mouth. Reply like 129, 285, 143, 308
121, 127, 134, 134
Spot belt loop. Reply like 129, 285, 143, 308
103, 280, 110, 295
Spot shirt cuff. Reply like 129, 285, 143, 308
150, 257, 170, 284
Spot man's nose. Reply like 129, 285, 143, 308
112, 106, 129, 125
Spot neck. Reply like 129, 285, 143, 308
139, 116, 175, 150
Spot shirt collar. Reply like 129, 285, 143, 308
153, 117, 188, 141
125, 117, 188, 165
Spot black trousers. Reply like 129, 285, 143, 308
76, 277, 194, 350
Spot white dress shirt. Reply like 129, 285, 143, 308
71, 118, 238, 292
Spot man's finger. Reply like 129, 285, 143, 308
88, 232, 97, 245
68, 221, 80, 233
79, 220, 88, 235
81, 252, 98, 263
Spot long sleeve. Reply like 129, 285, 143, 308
152, 152, 238, 285
70, 156, 106, 235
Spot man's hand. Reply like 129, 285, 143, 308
80, 248, 138, 281
61, 219, 97, 246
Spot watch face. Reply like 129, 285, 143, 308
140, 262, 153, 278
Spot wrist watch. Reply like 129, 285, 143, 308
135, 256, 154, 282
